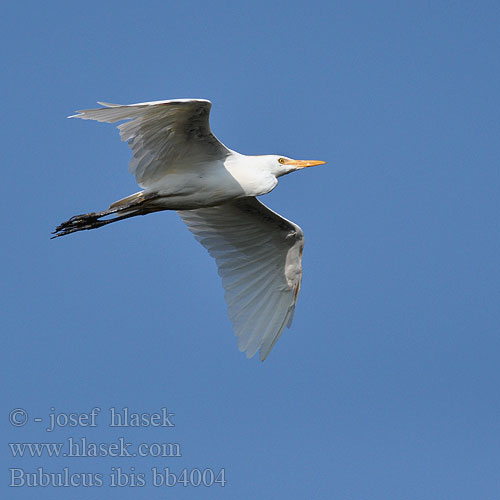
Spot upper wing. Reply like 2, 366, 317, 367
178, 197, 305, 361
69, 99, 231, 187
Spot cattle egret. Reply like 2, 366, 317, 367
53, 99, 326, 360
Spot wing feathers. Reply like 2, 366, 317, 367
178, 197, 304, 360
70, 99, 229, 186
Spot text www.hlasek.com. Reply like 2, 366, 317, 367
9, 437, 180, 458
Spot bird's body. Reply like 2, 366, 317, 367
138, 154, 277, 209
54, 99, 325, 360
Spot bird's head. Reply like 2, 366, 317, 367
266, 155, 326, 177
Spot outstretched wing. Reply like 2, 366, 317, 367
178, 197, 305, 361
70, 99, 230, 187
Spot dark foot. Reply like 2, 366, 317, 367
51, 211, 114, 238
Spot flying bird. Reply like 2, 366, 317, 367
53, 99, 326, 360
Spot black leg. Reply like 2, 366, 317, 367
51, 198, 163, 239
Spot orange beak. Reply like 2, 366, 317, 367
283, 159, 327, 169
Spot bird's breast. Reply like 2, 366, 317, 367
225, 165, 278, 197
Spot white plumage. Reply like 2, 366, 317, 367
178, 197, 303, 360
56, 99, 325, 361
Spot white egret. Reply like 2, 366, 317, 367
53, 99, 326, 360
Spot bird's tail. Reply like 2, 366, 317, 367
52, 191, 162, 238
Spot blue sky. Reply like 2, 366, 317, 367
2, 1, 499, 498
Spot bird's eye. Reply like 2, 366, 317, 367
278, 158, 286, 164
